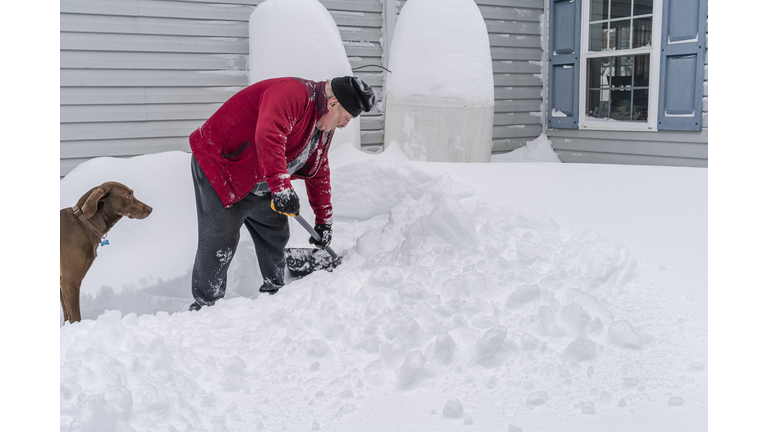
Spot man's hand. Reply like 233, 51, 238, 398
271, 188, 301, 217
309, 224, 332, 249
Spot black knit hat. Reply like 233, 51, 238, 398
331, 76, 377, 117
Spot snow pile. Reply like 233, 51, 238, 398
492, 134, 562, 163
59, 145, 707, 431
386, 0, 494, 105
248, 0, 360, 149
248, 0, 350, 85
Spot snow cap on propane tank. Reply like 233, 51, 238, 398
248, 0, 361, 149
385, 0, 494, 105
383, 0, 495, 162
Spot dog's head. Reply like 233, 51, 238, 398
80, 182, 153, 220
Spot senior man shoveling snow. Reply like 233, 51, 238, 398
188, 76, 377, 311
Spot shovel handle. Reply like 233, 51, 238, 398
294, 213, 339, 260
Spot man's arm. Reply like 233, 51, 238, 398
254, 81, 308, 193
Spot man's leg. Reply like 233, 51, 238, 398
190, 156, 246, 309
243, 193, 291, 293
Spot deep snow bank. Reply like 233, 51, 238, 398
60, 147, 706, 432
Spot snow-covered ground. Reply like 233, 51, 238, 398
54, 136, 709, 431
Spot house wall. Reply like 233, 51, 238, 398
545, 4, 708, 168
60, 0, 385, 177
61, 0, 547, 177
61, 0, 702, 174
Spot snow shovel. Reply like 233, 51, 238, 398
285, 213, 342, 277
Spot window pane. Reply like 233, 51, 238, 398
586, 54, 650, 122
633, 53, 651, 87
590, 0, 609, 21
634, 0, 653, 16
632, 88, 649, 121
611, 0, 632, 19
589, 22, 611, 51
612, 20, 632, 50
588, 57, 610, 89
633, 17, 653, 48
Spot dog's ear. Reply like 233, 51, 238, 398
81, 187, 108, 218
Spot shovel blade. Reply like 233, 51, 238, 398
285, 247, 341, 277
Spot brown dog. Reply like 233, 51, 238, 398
60, 181, 152, 323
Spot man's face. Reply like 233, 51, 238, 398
316, 97, 354, 132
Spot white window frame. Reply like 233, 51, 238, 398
578, 0, 663, 131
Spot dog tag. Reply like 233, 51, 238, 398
100, 239, 110, 247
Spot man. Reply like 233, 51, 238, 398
188, 76, 377, 311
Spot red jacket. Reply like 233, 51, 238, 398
189, 78, 334, 225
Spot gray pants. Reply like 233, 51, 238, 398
190, 156, 289, 306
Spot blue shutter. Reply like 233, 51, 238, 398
657, 0, 707, 131
548, 0, 582, 129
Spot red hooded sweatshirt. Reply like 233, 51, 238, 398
189, 77, 334, 225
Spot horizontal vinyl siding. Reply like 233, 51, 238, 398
396, 0, 545, 154
485, 0, 546, 153
60, 0, 385, 177
546, 4, 708, 167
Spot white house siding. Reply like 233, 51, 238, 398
396, 0, 546, 154
545, 10, 708, 167
60, 0, 385, 177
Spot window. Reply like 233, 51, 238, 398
580, 0, 660, 130
547, 0, 707, 132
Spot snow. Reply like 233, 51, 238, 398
248, 0, 360, 150
385, 0, 494, 105
491, 134, 561, 163
248, 0, 350, 85
57, 137, 709, 431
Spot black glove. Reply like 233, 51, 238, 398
309, 224, 332, 249
271, 188, 300, 216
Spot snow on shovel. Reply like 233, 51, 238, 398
285, 213, 342, 277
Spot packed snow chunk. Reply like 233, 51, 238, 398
305, 339, 330, 358
565, 338, 597, 362
559, 303, 593, 336
526, 391, 549, 407
571, 235, 638, 288
516, 241, 552, 263
575, 400, 597, 414
248, 0, 360, 148
505, 284, 541, 309
397, 350, 427, 389
370, 266, 404, 287
332, 160, 436, 220
433, 332, 457, 364
364, 360, 386, 386
609, 320, 645, 349
520, 333, 543, 351
491, 134, 562, 163
442, 399, 465, 418
406, 194, 478, 248
668, 396, 685, 406
475, 325, 508, 358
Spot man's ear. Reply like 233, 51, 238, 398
328, 96, 337, 108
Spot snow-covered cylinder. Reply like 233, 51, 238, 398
383, 0, 495, 162
248, 0, 360, 150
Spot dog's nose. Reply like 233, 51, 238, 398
145, 205, 153, 215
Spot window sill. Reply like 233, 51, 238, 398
579, 119, 657, 132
